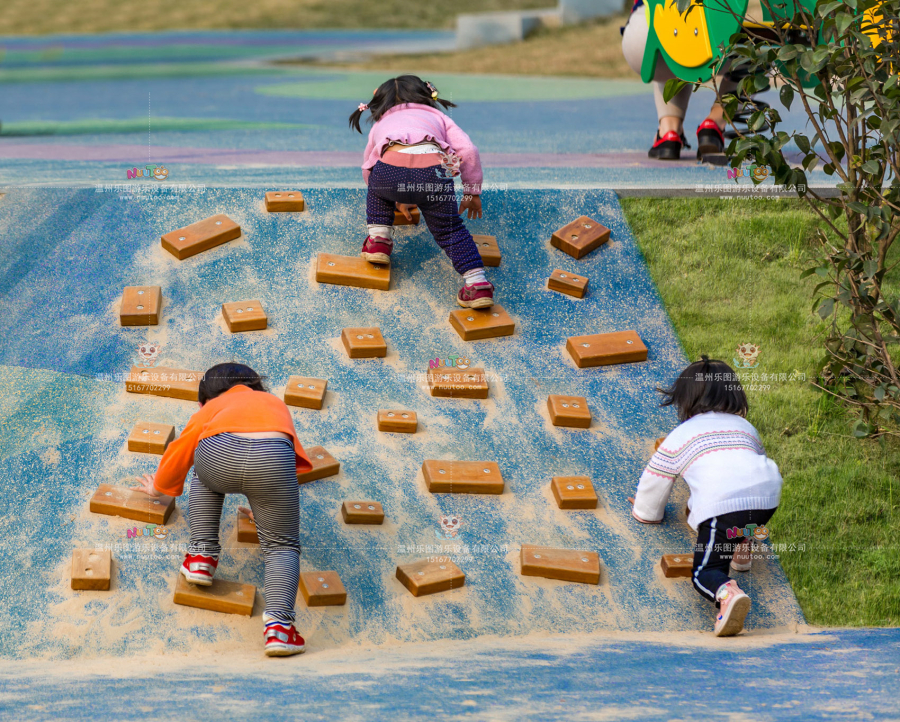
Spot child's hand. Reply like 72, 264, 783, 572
395, 203, 415, 222
627, 496, 661, 524
132, 473, 161, 498
238, 505, 255, 523
459, 195, 482, 219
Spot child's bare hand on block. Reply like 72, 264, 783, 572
459, 195, 482, 219
238, 505, 255, 523
133, 473, 163, 498
395, 202, 415, 221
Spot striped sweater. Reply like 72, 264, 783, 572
633, 412, 782, 529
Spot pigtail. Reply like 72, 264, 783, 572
349, 106, 365, 134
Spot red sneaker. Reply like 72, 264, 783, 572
264, 621, 307, 657
457, 281, 494, 309
180, 553, 218, 586
360, 235, 392, 264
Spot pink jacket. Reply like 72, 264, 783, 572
362, 103, 483, 195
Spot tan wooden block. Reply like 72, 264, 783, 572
377, 410, 417, 433
655, 437, 665, 451
173, 573, 255, 616
661, 554, 694, 578
550, 216, 610, 259
548, 269, 588, 299
125, 366, 201, 402
566, 330, 648, 368
71, 549, 111, 591
396, 558, 465, 597
299, 571, 347, 606
316, 253, 391, 291
426, 366, 489, 399
473, 234, 501, 267
120, 285, 162, 326
341, 500, 385, 524
298, 446, 340, 485
89, 483, 175, 525
548, 395, 592, 428
341, 327, 387, 358
222, 300, 267, 333
550, 476, 598, 509
422, 460, 504, 494
236, 510, 259, 544
520, 545, 600, 584
394, 206, 420, 225
284, 376, 327, 409
127, 421, 176, 454
265, 190, 305, 212
449, 305, 515, 342
161, 214, 240, 260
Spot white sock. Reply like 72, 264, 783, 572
367, 225, 393, 241
463, 267, 487, 286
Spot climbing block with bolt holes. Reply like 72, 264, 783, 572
120, 285, 162, 326
316, 253, 391, 291
341, 500, 385, 524
394, 206, 420, 225
661, 554, 694, 578
548, 395, 592, 428
520, 545, 601, 584
377, 410, 417, 433
566, 330, 648, 368
90, 483, 175, 525
265, 191, 305, 212
236, 510, 259, 544
449, 305, 515, 342
341, 327, 387, 358
473, 234, 501, 266
125, 366, 201, 401
127, 422, 176, 454
284, 376, 327, 409
422, 460, 504, 494
396, 558, 465, 597
71, 549, 112, 591
173, 574, 255, 616
161, 214, 240, 260
222, 300, 267, 333
299, 571, 347, 606
297, 446, 340, 485
426, 366, 489, 399
550, 216, 610, 259
550, 476, 598, 509
547, 269, 588, 298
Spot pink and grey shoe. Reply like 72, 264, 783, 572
180, 553, 218, 586
457, 281, 494, 309
730, 540, 753, 573
264, 615, 307, 657
714, 580, 751, 637
360, 235, 392, 265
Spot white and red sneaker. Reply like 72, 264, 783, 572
180, 553, 218, 586
360, 235, 393, 264
714, 580, 751, 637
264, 616, 307, 657
457, 281, 494, 308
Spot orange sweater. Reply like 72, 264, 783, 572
154, 385, 312, 496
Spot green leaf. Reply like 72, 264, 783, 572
818, 298, 835, 318
861, 160, 880, 174
663, 78, 690, 105
780, 84, 795, 110
852, 419, 872, 438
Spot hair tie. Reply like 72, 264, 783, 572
425, 81, 438, 100
358, 103, 369, 112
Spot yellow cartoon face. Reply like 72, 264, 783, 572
652, 0, 713, 69
153, 166, 169, 181
456, 357, 471, 370
752, 166, 769, 182
153, 526, 169, 539
753, 526, 769, 541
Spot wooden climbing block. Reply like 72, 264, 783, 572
473, 234, 501, 267
90, 483, 175, 525
394, 206, 420, 225
299, 571, 347, 606
127, 421, 176, 454
265, 190, 305, 212
661, 554, 694, 578
173, 574, 255, 616
120, 285, 162, 326
520, 545, 600, 584
222, 300, 267, 333
396, 558, 465, 597
426, 366, 489, 399
547, 269, 588, 299
377, 410, 417, 433
550, 216, 610, 259
161, 214, 240, 260
449, 305, 515, 342
547, 395, 592, 428
297, 446, 340, 485
422, 460, 504, 495
341, 500, 385, 524
566, 330, 648, 368
655, 437, 665, 451
283, 376, 327, 409
71, 549, 111, 591
316, 253, 391, 291
236, 510, 259, 544
341, 327, 387, 358
125, 366, 201, 402
550, 476, 598, 509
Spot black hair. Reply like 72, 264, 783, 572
349, 74, 457, 133
198, 362, 266, 405
658, 355, 749, 422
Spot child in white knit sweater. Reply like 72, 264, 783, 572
631, 356, 782, 637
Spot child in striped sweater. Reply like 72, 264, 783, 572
631, 356, 782, 637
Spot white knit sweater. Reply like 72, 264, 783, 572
633, 412, 782, 530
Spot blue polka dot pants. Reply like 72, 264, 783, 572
366, 161, 484, 276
